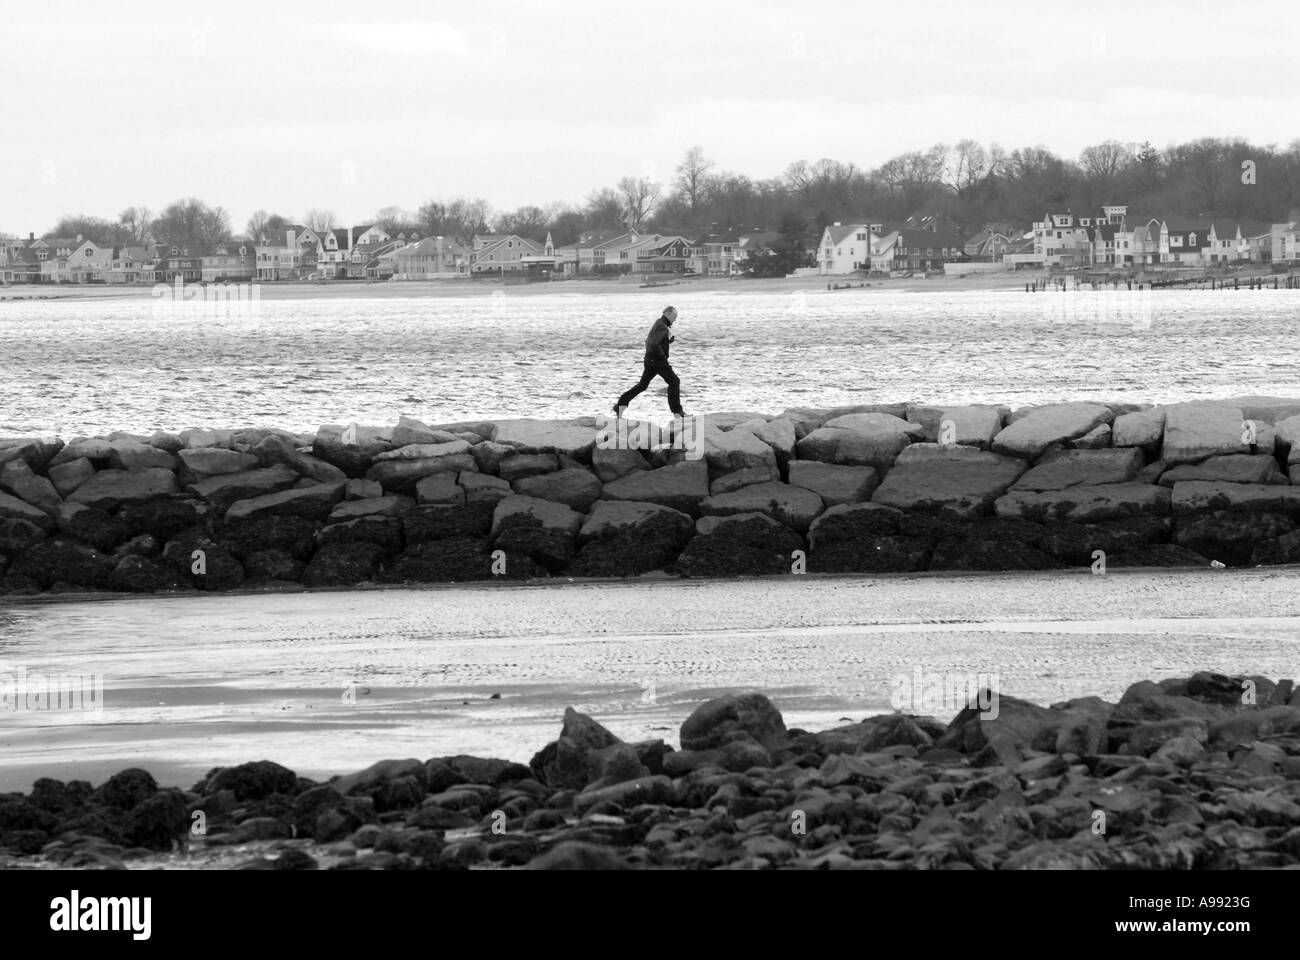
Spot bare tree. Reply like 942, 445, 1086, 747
1079, 140, 1133, 182
584, 188, 625, 229
118, 206, 152, 243
946, 140, 991, 199
675, 146, 714, 213
617, 176, 660, 231
303, 208, 337, 233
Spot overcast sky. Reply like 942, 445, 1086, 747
3, 0, 1297, 235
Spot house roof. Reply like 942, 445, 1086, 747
896, 229, 966, 248
1091, 225, 1119, 241
823, 224, 877, 246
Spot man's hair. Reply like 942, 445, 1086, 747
663, 305, 676, 315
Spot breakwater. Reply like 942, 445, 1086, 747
3, 671, 1299, 869
2, 398, 1300, 596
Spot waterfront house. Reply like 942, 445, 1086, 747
393, 236, 469, 279
470, 234, 541, 273
875, 229, 967, 273
1162, 219, 1213, 265
1237, 221, 1272, 262
817, 221, 885, 275
1205, 220, 1243, 263
255, 225, 321, 280
734, 230, 781, 271
964, 226, 1018, 261
628, 234, 692, 274
200, 239, 257, 282
319, 224, 391, 278
108, 245, 151, 283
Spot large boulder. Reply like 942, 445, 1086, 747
699, 481, 824, 533
601, 459, 710, 516
1170, 481, 1300, 517
995, 482, 1170, 523
303, 541, 387, 587
491, 496, 583, 539
1161, 401, 1268, 465
491, 496, 582, 572
807, 503, 929, 573
178, 447, 259, 477
680, 693, 786, 751
787, 461, 878, 506
225, 482, 346, 522
391, 416, 459, 447
740, 416, 797, 463
908, 404, 1005, 449
590, 446, 650, 483
578, 500, 691, 543
871, 444, 1027, 518
49, 438, 112, 468
0, 491, 56, 531
327, 496, 414, 522
512, 468, 603, 512
105, 439, 177, 472
1112, 407, 1166, 448
1159, 454, 1288, 487
1174, 510, 1294, 566
0, 517, 47, 552
992, 403, 1112, 459
367, 454, 477, 489
414, 474, 463, 506
10, 541, 117, 589
0, 436, 64, 472
675, 512, 803, 577
497, 453, 560, 483
68, 468, 179, 511
459, 473, 511, 503
57, 502, 129, 553
491, 420, 597, 460
47, 458, 96, 497
1010, 448, 1144, 491
187, 465, 298, 511
253, 435, 348, 483
571, 501, 693, 577
795, 413, 920, 474
373, 440, 471, 462
0, 461, 61, 515
709, 466, 781, 494
697, 423, 778, 476
312, 424, 393, 476
1276, 414, 1300, 466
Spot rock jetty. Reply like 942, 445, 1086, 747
2, 397, 1300, 596
2, 671, 1298, 869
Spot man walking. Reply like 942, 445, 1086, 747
614, 305, 687, 418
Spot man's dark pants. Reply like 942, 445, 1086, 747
617, 357, 682, 415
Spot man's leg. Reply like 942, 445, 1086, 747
658, 362, 684, 416
616, 363, 656, 411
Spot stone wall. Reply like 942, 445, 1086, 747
2, 397, 1300, 595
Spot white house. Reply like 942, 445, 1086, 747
817, 221, 884, 275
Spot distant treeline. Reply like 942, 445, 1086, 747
17, 137, 1300, 253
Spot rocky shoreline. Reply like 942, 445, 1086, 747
2, 398, 1300, 596
2, 672, 1298, 870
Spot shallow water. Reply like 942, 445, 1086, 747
2, 567, 1298, 791
2, 287, 1298, 436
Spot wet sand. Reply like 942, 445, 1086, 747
2, 566, 1298, 792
